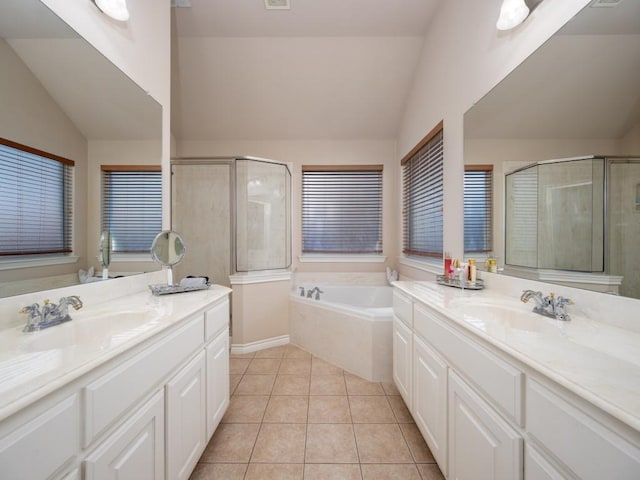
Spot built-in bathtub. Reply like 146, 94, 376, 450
289, 285, 393, 382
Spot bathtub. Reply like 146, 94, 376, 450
289, 285, 393, 382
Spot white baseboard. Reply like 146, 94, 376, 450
230, 335, 290, 355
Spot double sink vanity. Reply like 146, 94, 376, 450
0, 272, 231, 480
392, 281, 640, 480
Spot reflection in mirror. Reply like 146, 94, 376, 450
464, 0, 640, 299
99, 231, 113, 279
151, 231, 186, 286
0, 0, 162, 299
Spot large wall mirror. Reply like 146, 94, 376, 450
464, 0, 640, 299
0, 0, 162, 298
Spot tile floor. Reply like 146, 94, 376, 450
190, 344, 445, 480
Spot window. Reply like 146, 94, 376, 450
464, 165, 493, 253
302, 165, 383, 254
101, 166, 162, 254
0, 138, 73, 256
402, 121, 444, 258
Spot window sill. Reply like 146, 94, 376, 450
0, 255, 79, 271
97, 254, 155, 263
398, 256, 442, 275
299, 254, 387, 264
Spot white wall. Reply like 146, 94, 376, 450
396, 0, 592, 278
176, 139, 399, 275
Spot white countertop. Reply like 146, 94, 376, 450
393, 281, 640, 433
0, 285, 230, 422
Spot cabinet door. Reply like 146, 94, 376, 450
206, 329, 230, 439
449, 371, 522, 480
166, 351, 207, 480
525, 444, 569, 480
393, 316, 413, 410
84, 390, 165, 480
413, 335, 448, 476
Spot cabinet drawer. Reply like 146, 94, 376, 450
414, 302, 523, 425
83, 314, 204, 447
527, 379, 640, 480
393, 290, 413, 328
205, 298, 229, 342
0, 395, 79, 479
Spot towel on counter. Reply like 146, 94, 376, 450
179, 276, 209, 288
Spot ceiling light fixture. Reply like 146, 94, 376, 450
496, 0, 530, 30
94, 0, 130, 22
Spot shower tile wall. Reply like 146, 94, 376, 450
608, 162, 640, 299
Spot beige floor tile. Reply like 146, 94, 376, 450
345, 374, 385, 395
272, 374, 310, 395
244, 463, 304, 480
279, 357, 312, 375
284, 344, 312, 359
222, 395, 269, 423
304, 464, 363, 480
305, 424, 359, 464
263, 396, 309, 423
400, 423, 435, 463
189, 463, 247, 480
229, 358, 251, 374
200, 423, 260, 463
361, 464, 422, 480
246, 358, 281, 374
310, 375, 347, 395
353, 424, 413, 463
312, 357, 344, 376
349, 396, 395, 423
416, 463, 445, 480
382, 382, 401, 396
254, 345, 287, 358
235, 374, 276, 395
388, 395, 414, 423
251, 424, 307, 463
229, 374, 242, 395
308, 396, 351, 423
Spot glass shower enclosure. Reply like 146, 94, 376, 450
171, 157, 291, 287
505, 155, 640, 298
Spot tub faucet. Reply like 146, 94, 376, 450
20, 296, 83, 332
299, 286, 306, 297
306, 286, 323, 300
520, 290, 572, 321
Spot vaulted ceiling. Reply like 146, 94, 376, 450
170, 0, 442, 141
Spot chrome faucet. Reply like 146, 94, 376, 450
20, 296, 83, 332
299, 286, 306, 297
306, 286, 324, 300
520, 290, 572, 321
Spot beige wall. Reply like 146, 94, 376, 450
396, 0, 592, 280
0, 38, 88, 284
176, 139, 400, 276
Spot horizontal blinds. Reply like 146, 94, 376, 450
101, 168, 162, 253
0, 141, 73, 256
402, 129, 443, 257
464, 167, 493, 253
302, 167, 382, 254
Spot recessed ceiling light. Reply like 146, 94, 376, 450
590, 0, 624, 7
264, 0, 290, 10
94, 0, 130, 21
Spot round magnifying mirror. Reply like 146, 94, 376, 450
99, 231, 112, 280
150, 230, 186, 285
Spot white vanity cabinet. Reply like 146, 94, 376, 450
391, 284, 640, 480
413, 334, 448, 475
392, 291, 413, 409
0, 290, 230, 480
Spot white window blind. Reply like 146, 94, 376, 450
101, 166, 162, 253
402, 124, 444, 258
0, 138, 73, 256
464, 165, 493, 253
302, 166, 383, 254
